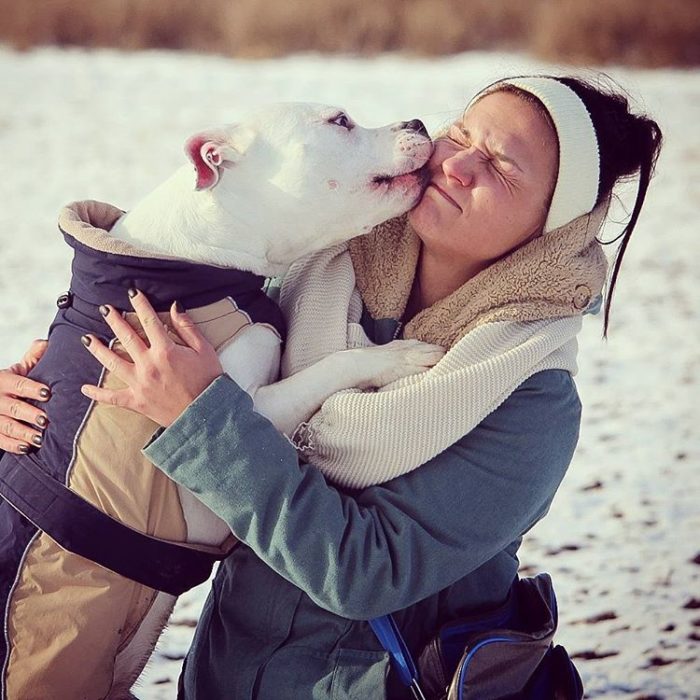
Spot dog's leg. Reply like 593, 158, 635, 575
252, 339, 445, 436
108, 592, 177, 699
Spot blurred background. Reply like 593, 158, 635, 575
0, 1, 699, 698
0, 0, 699, 66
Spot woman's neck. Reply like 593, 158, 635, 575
404, 246, 487, 321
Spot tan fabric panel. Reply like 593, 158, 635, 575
5, 533, 157, 699
180, 297, 254, 351
5, 298, 249, 697
121, 297, 253, 353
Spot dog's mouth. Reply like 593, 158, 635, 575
371, 164, 431, 193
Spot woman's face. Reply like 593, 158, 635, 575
408, 90, 559, 268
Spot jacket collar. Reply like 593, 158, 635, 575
58, 200, 267, 314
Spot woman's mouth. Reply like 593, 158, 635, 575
428, 182, 462, 212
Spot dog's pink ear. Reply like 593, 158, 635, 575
185, 129, 245, 191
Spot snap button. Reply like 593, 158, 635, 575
56, 291, 73, 309
572, 285, 591, 310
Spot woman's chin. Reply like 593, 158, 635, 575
407, 206, 423, 232
408, 195, 439, 233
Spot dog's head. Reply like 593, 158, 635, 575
183, 102, 432, 271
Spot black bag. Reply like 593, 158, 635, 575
370, 573, 583, 700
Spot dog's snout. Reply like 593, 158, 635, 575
401, 119, 429, 137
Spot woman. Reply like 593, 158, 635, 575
0, 75, 661, 698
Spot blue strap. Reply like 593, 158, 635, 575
369, 615, 426, 699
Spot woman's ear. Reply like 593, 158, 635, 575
184, 126, 255, 191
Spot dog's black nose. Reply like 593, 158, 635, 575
402, 119, 429, 137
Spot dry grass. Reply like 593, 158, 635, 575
0, 0, 698, 67
533, 0, 700, 68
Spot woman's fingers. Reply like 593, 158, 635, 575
98, 304, 148, 359
0, 400, 44, 449
80, 383, 135, 411
170, 302, 207, 353
0, 433, 33, 455
0, 395, 48, 431
0, 367, 51, 403
80, 335, 135, 383
127, 289, 172, 350
0, 348, 50, 455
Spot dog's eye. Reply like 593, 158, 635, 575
329, 113, 353, 130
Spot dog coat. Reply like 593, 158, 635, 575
0, 201, 285, 698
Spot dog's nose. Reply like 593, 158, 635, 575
401, 119, 429, 137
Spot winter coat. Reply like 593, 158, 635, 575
143, 307, 582, 700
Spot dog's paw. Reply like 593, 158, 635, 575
351, 339, 445, 388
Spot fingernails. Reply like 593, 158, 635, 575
99, 305, 110, 317
31, 435, 43, 447
36, 415, 48, 428
128, 288, 138, 299
39, 387, 51, 399
174, 300, 184, 314
18, 444, 30, 454
81, 335, 92, 347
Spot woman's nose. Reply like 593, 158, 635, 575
441, 149, 474, 188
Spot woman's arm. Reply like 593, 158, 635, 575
143, 368, 581, 620
78, 291, 581, 618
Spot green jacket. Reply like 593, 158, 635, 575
144, 314, 581, 699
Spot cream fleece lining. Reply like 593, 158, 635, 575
58, 200, 183, 261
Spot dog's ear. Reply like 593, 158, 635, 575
185, 126, 254, 191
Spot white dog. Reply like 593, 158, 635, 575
0, 103, 442, 699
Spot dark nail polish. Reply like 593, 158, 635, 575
128, 288, 138, 298
36, 415, 48, 428
31, 435, 43, 447
39, 388, 51, 399
18, 444, 30, 454
99, 305, 110, 317
81, 335, 92, 347
175, 300, 184, 313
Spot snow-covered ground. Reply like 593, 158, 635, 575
0, 46, 698, 698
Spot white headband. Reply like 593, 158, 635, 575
471, 76, 601, 233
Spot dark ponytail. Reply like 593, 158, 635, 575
557, 77, 663, 337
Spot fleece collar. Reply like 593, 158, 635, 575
57, 200, 268, 314
348, 199, 609, 347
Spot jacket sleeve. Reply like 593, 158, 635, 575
143, 369, 581, 620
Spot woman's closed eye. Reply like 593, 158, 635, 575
445, 136, 510, 178
450, 127, 520, 175
488, 157, 510, 178
445, 132, 500, 165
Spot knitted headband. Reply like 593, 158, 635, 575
470, 76, 601, 233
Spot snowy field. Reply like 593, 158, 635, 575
0, 46, 698, 698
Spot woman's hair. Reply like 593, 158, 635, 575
555, 76, 663, 337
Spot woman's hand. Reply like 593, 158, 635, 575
80, 289, 223, 427
0, 339, 50, 454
